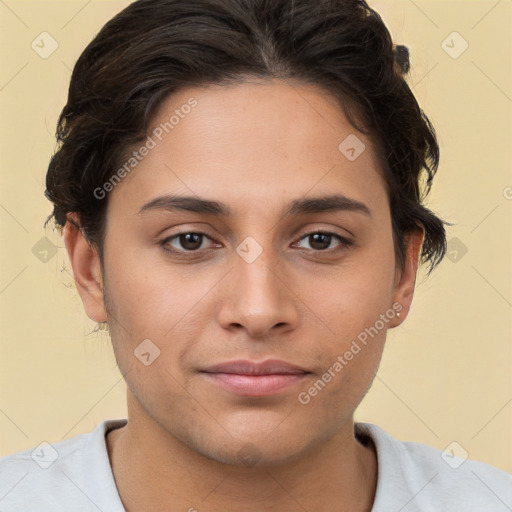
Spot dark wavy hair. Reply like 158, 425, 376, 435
45, 0, 448, 274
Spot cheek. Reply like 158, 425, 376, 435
303, 247, 396, 337
102, 254, 219, 384
296, 329, 386, 425
104, 247, 207, 334
292, 242, 394, 404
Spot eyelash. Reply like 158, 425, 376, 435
159, 230, 353, 257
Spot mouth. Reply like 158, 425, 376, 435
200, 359, 311, 397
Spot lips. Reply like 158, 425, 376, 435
202, 359, 309, 376
201, 359, 310, 397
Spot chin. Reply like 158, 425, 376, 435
186, 426, 324, 469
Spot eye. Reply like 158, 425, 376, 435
293, 231, 352, 252
161, 232, 216, 253
160, 230, 353, 256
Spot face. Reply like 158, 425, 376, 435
73, 79, 421, 467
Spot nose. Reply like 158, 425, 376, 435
216, 248, 300, 339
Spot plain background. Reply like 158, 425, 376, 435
0, 1, 510, 472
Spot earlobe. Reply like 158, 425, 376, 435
390, 224, 425, 327
63, 214, 108, 323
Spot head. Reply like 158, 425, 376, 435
46, 0, 448, 466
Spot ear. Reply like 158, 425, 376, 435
389, 223, 425, 327
63, 213, 107, 323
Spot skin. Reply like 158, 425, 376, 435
64, 79, 424, 512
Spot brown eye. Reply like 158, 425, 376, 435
308, 233, 333, 251
162, 232, 212, 253
295, 231, 352, 252
177, 233, 204, 251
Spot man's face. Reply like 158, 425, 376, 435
98, 80, 406, 466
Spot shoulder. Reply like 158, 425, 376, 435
0, 419, 127, 512
356, 422, 512, 511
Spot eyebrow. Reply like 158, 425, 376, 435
138, 193, 372, 218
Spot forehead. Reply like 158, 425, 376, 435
107, 79, 389, 219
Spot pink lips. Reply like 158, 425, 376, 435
201, 359, 310, 397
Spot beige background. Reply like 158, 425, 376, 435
0, 0, 510, 473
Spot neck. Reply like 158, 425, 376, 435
107, 394, 377, 512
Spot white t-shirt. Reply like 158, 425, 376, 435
0, 419, 510, 511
